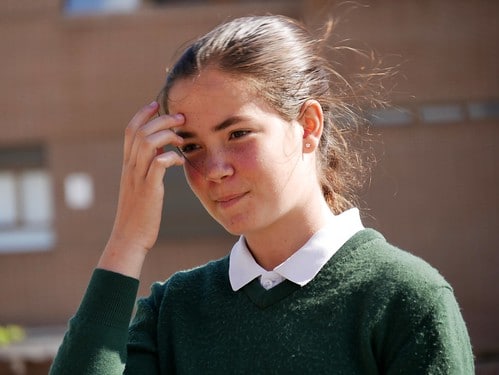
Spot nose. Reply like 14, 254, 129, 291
198, 149, 234, 182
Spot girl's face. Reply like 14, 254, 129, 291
168, 68, 315, 236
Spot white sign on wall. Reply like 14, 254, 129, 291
64, 172, 94, 210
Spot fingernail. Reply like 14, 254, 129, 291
149, 101, 158, 108
174, 113, 185, 121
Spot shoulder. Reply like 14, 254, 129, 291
340, 228, 451, 291
345, 231, 474, 371
326, 229, 454, 319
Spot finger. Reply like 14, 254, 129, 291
124, 101, 159, 163
135, 129, 185, 180
138, 113, 185, 138
146, 151, 185, 186
129, 114, 185, 171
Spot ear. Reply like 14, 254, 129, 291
298, 100, 324, 153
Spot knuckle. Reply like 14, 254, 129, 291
136, 128, 148, 139
124, 124, 135, 137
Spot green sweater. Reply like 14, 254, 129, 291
50, 229, 473, 374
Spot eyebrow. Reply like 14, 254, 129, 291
175, 115, 247, 139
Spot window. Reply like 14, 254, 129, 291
0, 146, 55, 253
65, 0, 140, 15
419, 103, 465, 124
367, 99, 499, 127
468, 101, 499, 121
367, 107, 413, 127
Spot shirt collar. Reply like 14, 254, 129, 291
228, 208, 364, 291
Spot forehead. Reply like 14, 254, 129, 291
167, 68, 254, 115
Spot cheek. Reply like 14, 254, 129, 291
229, 142, 262, 170
182, 165, 205, 203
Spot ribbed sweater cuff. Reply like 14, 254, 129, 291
76, 268, 139, 329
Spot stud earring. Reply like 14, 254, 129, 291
305, 143, 311, 148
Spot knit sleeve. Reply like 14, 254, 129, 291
379, 286, 474, 375
124, 282, 165, 374
49, 269, 139, 375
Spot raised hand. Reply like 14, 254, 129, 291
98, 101, 185, 278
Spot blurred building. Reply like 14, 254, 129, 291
0, 0, 498, 372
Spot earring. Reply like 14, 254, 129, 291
305, 143, 311, 148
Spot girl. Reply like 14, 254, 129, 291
50, 15, 473, 374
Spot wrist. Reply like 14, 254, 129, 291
98, 240, 148, 279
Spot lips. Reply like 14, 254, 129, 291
214, 192, 248, 209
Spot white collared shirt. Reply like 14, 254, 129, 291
229, 208, 364, 291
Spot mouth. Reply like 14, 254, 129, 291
214, 192, 248, 209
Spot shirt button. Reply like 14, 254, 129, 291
262, 279, 274, 290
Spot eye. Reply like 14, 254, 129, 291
229, 130, 250, 139
179, 143, 200, 154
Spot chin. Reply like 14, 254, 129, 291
214, 214, 254, 237
204, 200, 262, 236
217, 220, 246, 236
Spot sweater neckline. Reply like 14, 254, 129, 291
241, 278, 301, 309
238, 229, 383, 309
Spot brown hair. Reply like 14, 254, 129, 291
160, 15, 393, 214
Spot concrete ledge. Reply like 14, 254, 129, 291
0, 326, 65, 375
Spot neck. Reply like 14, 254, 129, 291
244, 199, 333, 271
